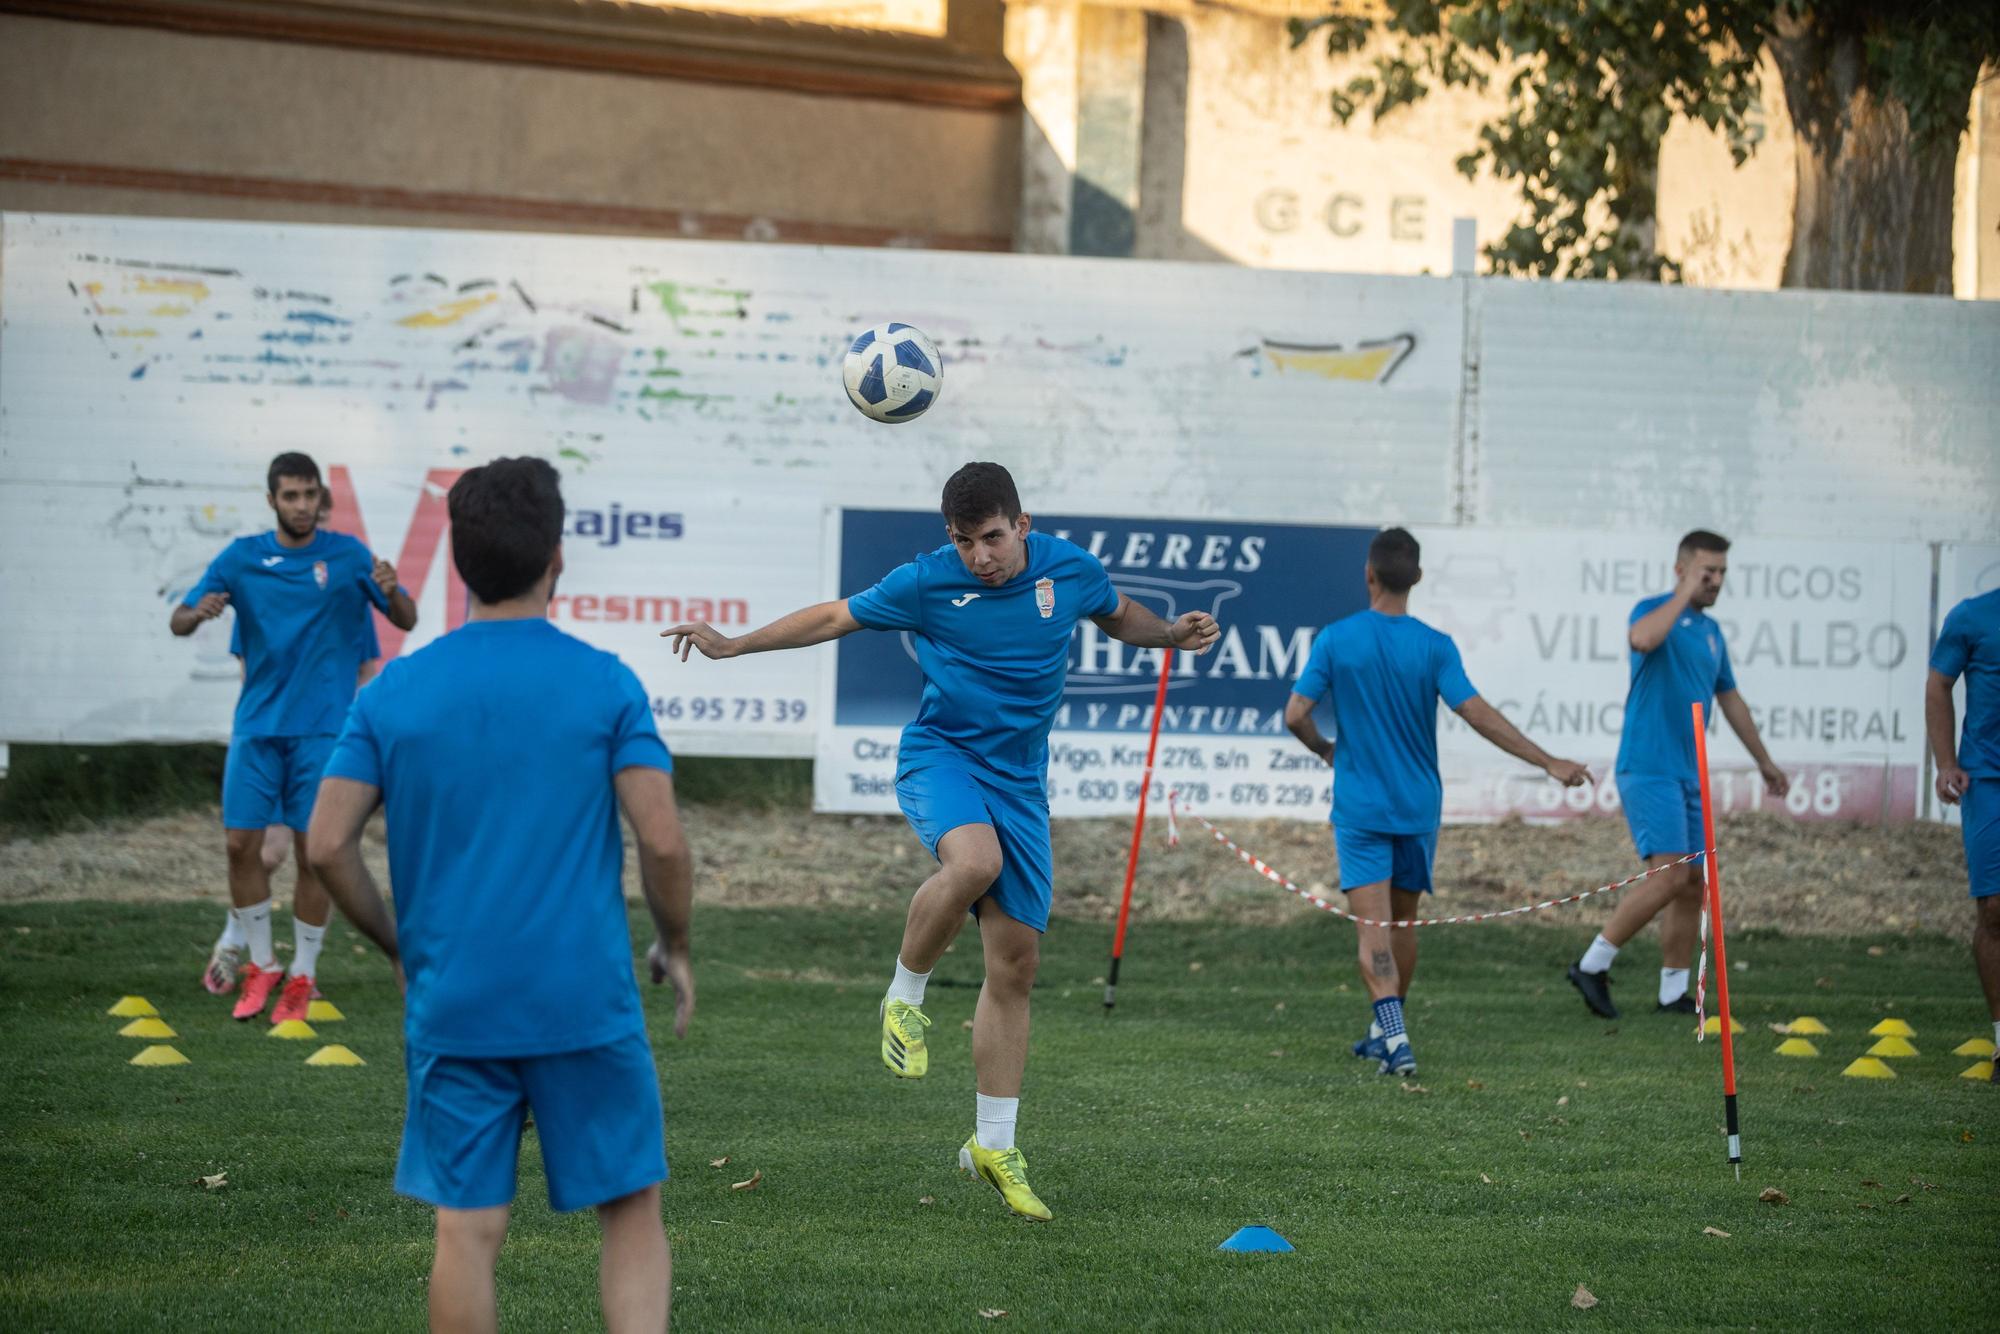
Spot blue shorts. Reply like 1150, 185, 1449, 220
896, 764, 1053, 932
1965, 777, 2000, 899
1617, 773, 1703, 859
1333, 825, 1437, 892
222, 733, 337, 832
395, 1031, 667, 1213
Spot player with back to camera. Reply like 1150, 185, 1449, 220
308, 457, 695, 1332
1567, 530, 1788, 1020
171, 451, 416, 1026
1284, 527, 1589, 1075
211, 485, 384, 990
663, 461, 1220, 1221
1926, 581, 2000, 1083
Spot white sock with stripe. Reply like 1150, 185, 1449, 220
237, 900, 275, 969
291, 918, 326, 980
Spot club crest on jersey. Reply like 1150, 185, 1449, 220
1035, 577, 1055, 619
312, 560, 328, 590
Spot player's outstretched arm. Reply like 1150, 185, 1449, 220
170, 592, 229, 636
616, 767, 695, 1039
1927, 669, 1969, 805
1714, 689, 1789, 797
305, 777, 402, 984
1455, 696, 1589, 786
1092, 596, 1220, 654
661, 599, 862, 663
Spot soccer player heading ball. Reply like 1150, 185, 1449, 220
1284, 527, 1588, 1076
1567, 530, 1788, 1020
664, 461, 1219, 1220
170, 452, 417, 1025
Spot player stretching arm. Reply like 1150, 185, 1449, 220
665, 462, 1218, 1221
1927, 588, 2000, 1082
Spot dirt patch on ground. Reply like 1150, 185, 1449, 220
0, 803, 1971, 941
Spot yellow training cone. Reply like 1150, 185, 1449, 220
1774, 1038, 1819, 1058
129, 1044, 190, 1067
267, 1020, 318, 1040
1702, 1016, 1746, 1036
118, 1017, 177, 1039
107, 996, 158, 1018
306, 1000, 345, 1023
1786, 1017, 1831, 1035
1959, 1061, 1996, 1081
1869, 1018, 1915, 1038
1866, 1036, 1919, 1058
1841, 1057, 1897, 1079
1952, 1038, 1996, 1058
305, 1044, 366, 1067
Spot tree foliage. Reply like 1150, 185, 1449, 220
1290, 2, 1999, 285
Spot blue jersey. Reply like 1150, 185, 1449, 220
847, 532, 1120, 790
1291, 610, 1477, 835
1932, 589, 2000, 778
231, 604, 380, 662
1615, 594, 1737, 779
185, 530, 387, 737
324, 618, 672, 1058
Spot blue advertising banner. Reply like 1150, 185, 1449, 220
816, 508, 1376, 817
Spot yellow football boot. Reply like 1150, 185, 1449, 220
880, 998, 931, 1078
959, 1137, 1053, 1222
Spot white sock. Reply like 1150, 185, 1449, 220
886, 958, 930, 1008
217, 908, 247, 952
237, 899, 275, 969
1579, 934, 1620, 974
292, 918, 327, 980
1659, 967, 1690, 1005
1992, 1020, 1998, 1048
975, 1093, 1019, 1152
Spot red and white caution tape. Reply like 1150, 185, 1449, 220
1164, 790, 1705, 930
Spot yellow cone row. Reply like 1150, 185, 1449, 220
111, 994, 365, 1068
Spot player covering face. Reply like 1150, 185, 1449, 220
1567, 530, 1788, 1021
663, 461, 1220, 1221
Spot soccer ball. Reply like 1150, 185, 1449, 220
842, 322, 943, 423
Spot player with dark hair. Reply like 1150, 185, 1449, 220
1285, 527, 1588, 1074
172, 451, 416, 1024
309, 456, 695, 1329
664, 460, 1220, 1221
1567, 529, 1788, 1020
211, 485, 384, 991
1926, 584, 2000, 1081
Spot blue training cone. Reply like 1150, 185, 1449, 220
1218, 1225, 1294, 1254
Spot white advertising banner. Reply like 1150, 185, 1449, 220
1419, 529, 1931, 826
0, 211, 1464, 750
818, 517, 1932, 825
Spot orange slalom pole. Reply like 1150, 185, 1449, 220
1105, 648, 1174, 1010
1690, 701, 1742, 1176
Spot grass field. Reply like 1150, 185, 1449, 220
1, 900, 1993, 1331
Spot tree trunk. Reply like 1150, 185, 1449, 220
1769, 11, 1966, 294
